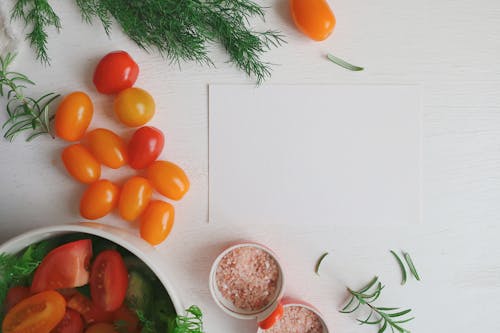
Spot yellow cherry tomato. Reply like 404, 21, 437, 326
87, 128, 128, 169
62, 144, 101, 184
290, 0, 336, 41
85, 323, 117, 333
118, 176, 153, 222
55, 91, 94, 141
114, 87, 155, 127
140, 200, 175, 246
80, 180, 120, 220
147, 161, 190, 201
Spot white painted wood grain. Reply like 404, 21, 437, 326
0, 0, 499, 331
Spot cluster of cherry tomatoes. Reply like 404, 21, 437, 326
54, 51, 189, 246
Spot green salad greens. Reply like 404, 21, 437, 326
0, 234, 204, 333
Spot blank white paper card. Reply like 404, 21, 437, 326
209, 85, 421, 226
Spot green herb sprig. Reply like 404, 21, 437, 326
341, 277, 414, 333
137, 305, 204, 333
0, 53, 59, 141
11, 0, 61, 65
12, 0, 285, 83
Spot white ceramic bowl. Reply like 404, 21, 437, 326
0, 222, 183, 314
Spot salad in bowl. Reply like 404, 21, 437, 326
0, 224, 203, 333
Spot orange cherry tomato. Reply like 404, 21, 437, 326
258, 302, 284, 329
140, 200, 175, 246
80, 180, 120, 220
118, 177, 153, 222
2, 290, 66, 333
87, 129, 128, 169
114, 88, 155, 127
290, 0, 336, 41
146, 161, 190, 201
55, 92, 94, 141
84, 323, 117, 333
62, 144, 101, 184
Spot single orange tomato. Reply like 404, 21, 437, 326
118, 177, 153, 222
140, 200, 175, 246
55, 92, 94, 141
87, 128, 128, 169
146, 161, 190, 201
62, 144, 101, 183
2, 290, 66, 333
114, 87, 155, 127
80, 180, 120, 220
290, 0, 336, 41
85, 323, 117, 333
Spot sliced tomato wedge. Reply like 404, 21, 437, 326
67, 293, 113, 325
31, 240, 93, 293
90, 250, 128, 312
2, 290, 66, 333
51, 309, 84, 333
4, 286, 31, 312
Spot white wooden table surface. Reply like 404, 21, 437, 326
1, 0, 500, 332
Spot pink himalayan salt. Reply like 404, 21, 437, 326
216, 246, 280, 311
264, 306, 324, 333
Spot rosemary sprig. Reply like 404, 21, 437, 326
315, 252, 329, 276
326, 53, 364, 71
341, 277, 414, 333
390, 250, 407, 285
11, 0, 61, 65
0, 53, 59, 141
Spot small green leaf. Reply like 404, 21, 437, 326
390, 250, 407, 285
327, 53, 364, 71
358, 276, 379, 293
315, 252, 329, 275
388, 309, 412, 318
403, 252, 421, 281
378, 319, 388, 333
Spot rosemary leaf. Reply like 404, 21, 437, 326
327, 53, 364, 71
315, 252, 329, 275
403, 252, 421, 281
390, 250, 407, 285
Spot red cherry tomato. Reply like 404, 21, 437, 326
128, 126, 164, 169
80, 180, 120, 220
147, 160, 190, 200
62, 144, 101, 184
90, 250, 128, 312
93, 51, 139, 95
140, 200, 175, 246
51, 309, 84, 333
118, 176, 153, 222
112, 306, 139, 333
2, 291, 66, 333
55, 92, 94, 141
67, 293, 113, 325
31, 240, 92, 293
258, 302, 284, 329
114, 88, 155, 127
87, 129, 128, 169
290, 0, 336, 41
4, 286, 31, 312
